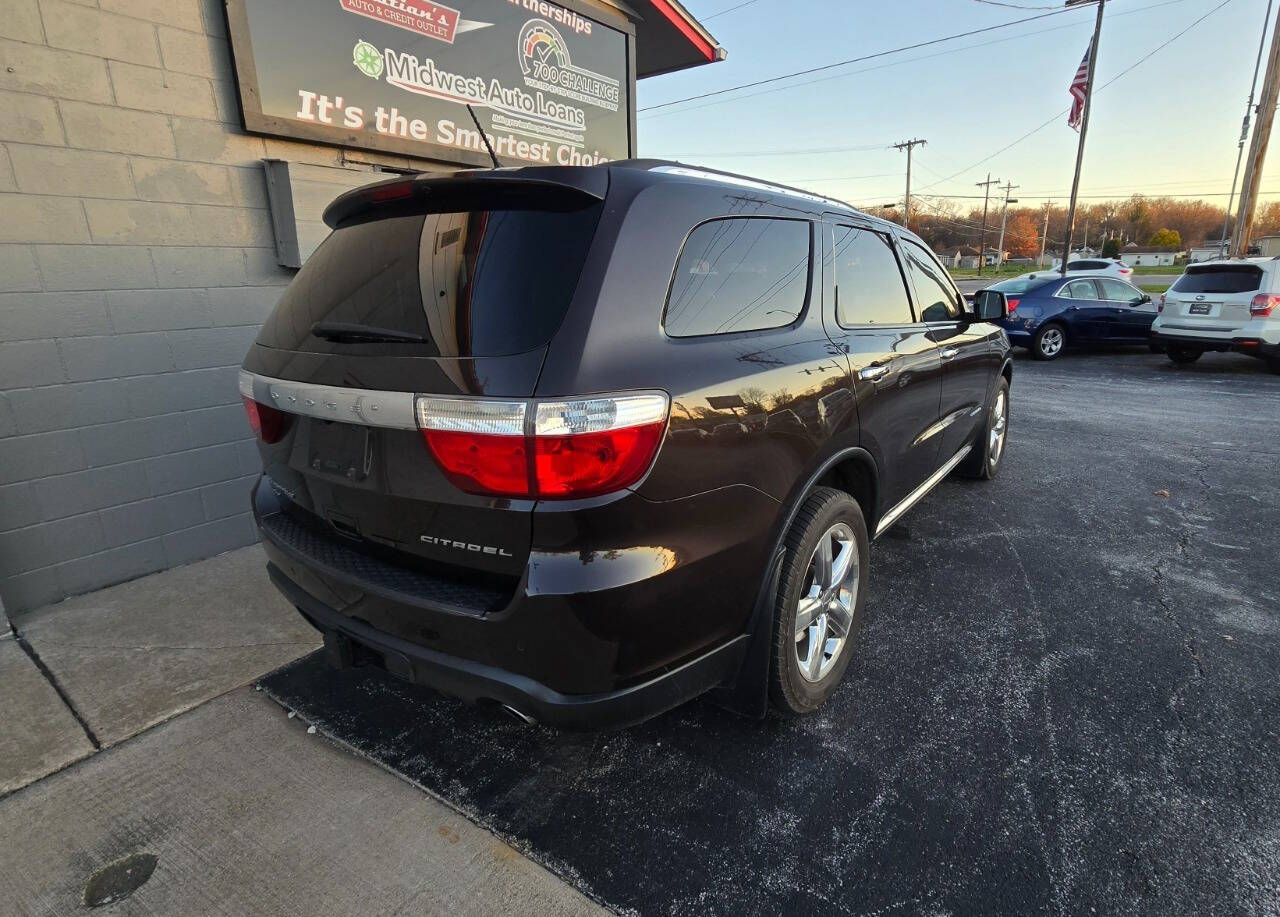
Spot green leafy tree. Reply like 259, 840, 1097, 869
1149, 228, 1182, 247
1102, 237, 1121, 258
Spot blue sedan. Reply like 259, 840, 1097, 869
985, 274, 1158, 360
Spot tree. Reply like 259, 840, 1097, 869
1003, 214, 1039, 257
1150, 228, 1182, 248
1102, 237, 1121, 258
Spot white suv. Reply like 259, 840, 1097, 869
1021, 259, 1135, 283
1151, 258, 1280, 372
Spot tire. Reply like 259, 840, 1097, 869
769, 487, 869, 717
1148, 339, 1164, 354
1269, 356, 1280, 375
1167, 346, 1202, 365
958, 376, 1010, 480
1032, 323, 1066, 360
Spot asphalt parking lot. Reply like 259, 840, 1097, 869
264, 347, 1280, 916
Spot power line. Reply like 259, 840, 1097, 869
638, 4, 1093, 112
917, 0, 1237, 192
702, 0, 763, 20
639, 0, 1188, 123
654, 142, 893, 158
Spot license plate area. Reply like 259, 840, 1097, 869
1188, 302, 1212, 315
308, 421, 372, 482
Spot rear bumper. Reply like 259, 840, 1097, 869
1150, 329, 1280, 358
251, 476, 776, 728
271, 563, 749, 730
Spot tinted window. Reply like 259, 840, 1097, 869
900, 239, 961, 322
992, 276, 1057, 294
1063, 279, 1100, 300
1098, 278, 1140, 301
1171, 265, 1264, 294
256, 205, 603, 358
665, 218, 811, 337
832, 225, 913, 325
1069, 260, 1109, 270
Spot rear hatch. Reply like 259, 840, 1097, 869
1162, 263, 1263, 333
242, 171, 607, 593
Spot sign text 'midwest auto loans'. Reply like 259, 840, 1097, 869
232, 0, 629, 164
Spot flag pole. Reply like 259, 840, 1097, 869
1060, 0, 1105, 276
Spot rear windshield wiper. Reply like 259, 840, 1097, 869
310, 321, 428, 344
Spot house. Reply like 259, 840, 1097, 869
1119, 244, 1178, 267
936, 246, 983, 269
1189, 240, 1230, 262
1256, 235, 1280, 257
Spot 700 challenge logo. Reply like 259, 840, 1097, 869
517, 19, 618, 112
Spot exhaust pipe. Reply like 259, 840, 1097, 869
500, 703, 537, 726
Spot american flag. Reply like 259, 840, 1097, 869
1068, 38, 1093, 131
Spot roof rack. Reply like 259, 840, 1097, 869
643, 161, 866, 216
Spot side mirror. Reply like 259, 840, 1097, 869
972, 290, 1007, 321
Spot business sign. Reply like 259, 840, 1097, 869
226, 0, 633, 168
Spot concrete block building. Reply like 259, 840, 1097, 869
0, 0, 721, 613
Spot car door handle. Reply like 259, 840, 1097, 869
858, 364, 890, 381
940, 347, 960, 360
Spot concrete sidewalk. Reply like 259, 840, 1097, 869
0, 547, 600, 915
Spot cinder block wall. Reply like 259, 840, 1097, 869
0, 0, 441, 613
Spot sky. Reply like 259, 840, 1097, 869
634, 0, 1276, 212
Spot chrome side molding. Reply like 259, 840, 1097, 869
873, 444, 972, 538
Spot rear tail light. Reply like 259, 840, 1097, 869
415, 392, 670, 499
1158, 293, 1165, 312
1005, 297, 1020, 317
241, 396, 289, 444
1250, 294, 1280, 317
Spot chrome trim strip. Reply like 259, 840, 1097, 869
874, 443, 972, 539
910, 406, 976, 448
238, 370, 418, 431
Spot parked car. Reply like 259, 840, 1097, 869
239, 162, 1012, 729
986, 274, 1156, 359
1150, 259, 1280, 372
1025, 259, 1135, 282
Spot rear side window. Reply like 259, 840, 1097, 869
256, 204, 603, 358
900, 239, 962, 322
664, 218, 811, 337
832, 225, 914, 325
1069, 260, 1109, 270
1063, 279, 1100, 300
1171, 265, 1264, 294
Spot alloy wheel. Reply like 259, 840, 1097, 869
1039, 327, 1064, 357
988, 389, 1008, 469
793, 523, 860, 683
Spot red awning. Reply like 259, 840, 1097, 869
627, 0, 725, 78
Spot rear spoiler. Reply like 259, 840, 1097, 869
323, 167, 609, 228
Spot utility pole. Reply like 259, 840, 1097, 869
891, 138, 927, 227
1222, 0, 1274, 256
1061, 0, 1105, 276
1231, 3, 1280, 257
994, 181, 1019, 268
976, 173, 1000, 275
1038, 200, 1052, 266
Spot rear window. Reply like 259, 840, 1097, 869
992, 276, 1055, 294
664, 217, 811, 337
256, 204, 603, 357
1170, 265, 1264, 295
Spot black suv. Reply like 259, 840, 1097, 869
240, 162, 1012, 728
